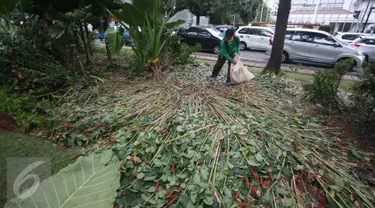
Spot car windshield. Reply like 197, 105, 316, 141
207, 28, 221, 36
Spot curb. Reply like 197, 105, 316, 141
193, 54, 359, 82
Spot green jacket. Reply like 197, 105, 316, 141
219, 36, 240, 62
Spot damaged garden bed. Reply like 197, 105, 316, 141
31, 64, 375, 207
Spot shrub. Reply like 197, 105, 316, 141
0, 19, 71, 91
0, 89, 46, 132
164, 35, 199, 66
318, 25, 331, 33
303, 59, 353, 112
303, 25, 314, 29
352, 63, 375, 123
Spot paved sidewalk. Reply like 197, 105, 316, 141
193, 54, 360, 81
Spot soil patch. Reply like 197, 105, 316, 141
332, 111, 375, 153
0, 113, 20, 132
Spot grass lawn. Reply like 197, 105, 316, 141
0, 131, 76, 207
197, 59, 356, 91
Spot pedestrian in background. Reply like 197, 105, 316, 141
210, 29, 241, 86
220, 28, 228, 37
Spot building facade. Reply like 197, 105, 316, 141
287, 0, 375, 32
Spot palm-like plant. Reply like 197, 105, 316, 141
107, 0, 184, 77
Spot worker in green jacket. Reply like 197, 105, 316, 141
210, 29, 241, 86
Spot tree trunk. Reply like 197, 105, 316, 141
79, 22, 91, 65
103, 15, 112, 64
195, 11, 200, 25
263, 0, 291, 75
72, 31, 86, 75
84, 22, 93, 56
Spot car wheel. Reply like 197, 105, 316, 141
213, 45, 220, 54
240, 42, 247, 51
281, 51, 289, 63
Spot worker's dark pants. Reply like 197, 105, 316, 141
211, 55, 233, 83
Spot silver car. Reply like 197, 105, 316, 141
265, 28, 365, 70
351, 36, 375, 63
335, 32, 366, 45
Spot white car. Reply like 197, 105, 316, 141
351, 36, 375, 63
236, 26, 274, 51
335, 32, 366, 44
265, 29, 365, 70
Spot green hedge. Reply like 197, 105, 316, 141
318, 25, 331, 33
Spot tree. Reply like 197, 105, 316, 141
263, 0, 291, 75
237, 0, 259, 25
209, 0, 258, 25
175, 0, 212, 25
259, 6, 273, 22
176, 0, 260, 25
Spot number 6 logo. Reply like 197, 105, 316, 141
13, 161, 46, 199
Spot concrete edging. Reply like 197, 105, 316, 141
193, 54, 360, 81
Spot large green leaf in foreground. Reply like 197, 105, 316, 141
6, 150, 120, 208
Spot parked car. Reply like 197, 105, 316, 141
351, 36, 375, 63
266, 28, 365, 70
177, 26, 223, 54
235, 26, 274, 51
214, 25, 234, 36
335, 32, 366, 44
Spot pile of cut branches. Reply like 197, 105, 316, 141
44, 64, 375, 207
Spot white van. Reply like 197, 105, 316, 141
236, 26, 274, 51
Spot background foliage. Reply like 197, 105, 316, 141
318, 25, 332, 33
353, 63, 375, 124
175, 0, 263, 25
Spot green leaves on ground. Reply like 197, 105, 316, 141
27, 64, 375, 207
5, 150, 120, 208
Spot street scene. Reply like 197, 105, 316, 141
170, 0, 375, 71
1, 0, 375, 208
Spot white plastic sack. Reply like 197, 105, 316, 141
230, 55, 255, 84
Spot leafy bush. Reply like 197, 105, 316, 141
303, 59, 352, 112
0, 89, 46, 132
164, 35, 200, 66
0, 19, 71, 91
303, 25, 314, 29
352, 63, 375, 123
318, 25, 331, 33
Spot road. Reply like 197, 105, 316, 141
195, 50, 270, 63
